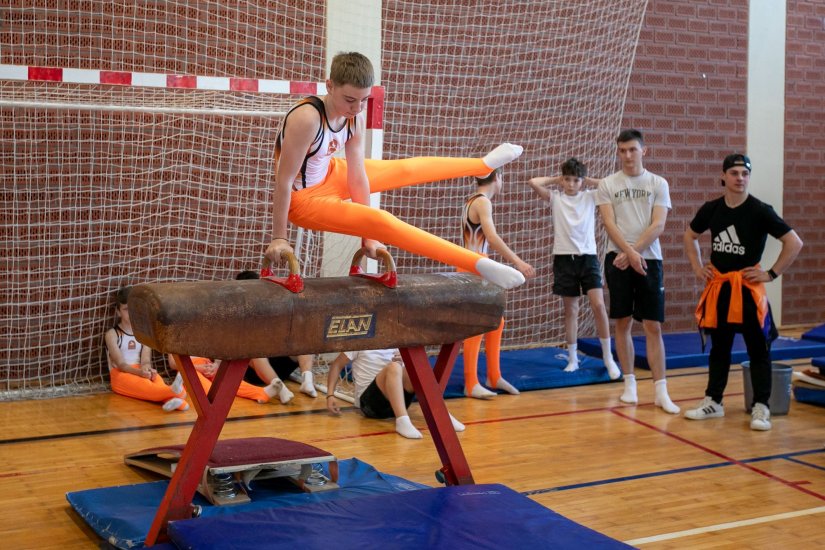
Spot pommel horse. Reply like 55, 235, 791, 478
128, 250, 505, 545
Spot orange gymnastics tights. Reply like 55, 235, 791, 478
462, 317, 505, 393
289, 157, 492, 273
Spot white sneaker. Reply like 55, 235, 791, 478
685, 396, 724, 420
750, 403, 772, 431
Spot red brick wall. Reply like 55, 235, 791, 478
622, 0, 824, 331
783, 0, 825, 326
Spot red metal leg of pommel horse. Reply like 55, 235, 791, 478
128, 254, 504, 545
144, 354, 252, 545
144, 345, 469, 545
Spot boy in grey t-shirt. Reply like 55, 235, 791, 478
595, 129, 679, 414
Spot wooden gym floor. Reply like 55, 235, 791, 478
1, 344, 824, 549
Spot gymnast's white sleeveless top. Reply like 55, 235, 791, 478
461, 193, 489, 255
275, 96, 356, 190
110, 325, 142, 366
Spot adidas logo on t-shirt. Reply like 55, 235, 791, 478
713, 225, 745, 255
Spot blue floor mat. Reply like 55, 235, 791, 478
802, 323, 825, 343
66, 457, 427, 549
578, 332, 825, 370
445, 347, 616, 398
168, 483, 632, 550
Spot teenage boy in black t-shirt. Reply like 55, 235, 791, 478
683, 154, 802, 431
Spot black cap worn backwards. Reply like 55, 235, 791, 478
722, 153, 752, 172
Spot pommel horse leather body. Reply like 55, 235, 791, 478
129, 272, 504, 359
128, 270, 504, 545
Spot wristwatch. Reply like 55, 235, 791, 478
767, 269, 778, 280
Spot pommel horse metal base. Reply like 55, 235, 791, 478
129, 269, 505, 545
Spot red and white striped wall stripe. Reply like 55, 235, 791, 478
0, 63, 384, 128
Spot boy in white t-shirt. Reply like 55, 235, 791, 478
326, 349, 465, 439
528, 158, 620, 380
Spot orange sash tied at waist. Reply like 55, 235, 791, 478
695, 267, 770, 330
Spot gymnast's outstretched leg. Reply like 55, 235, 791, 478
356, 143, 524, 193
289, 195, 523, 288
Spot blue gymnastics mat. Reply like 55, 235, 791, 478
802, 323, 825, 343
66, 458, 427, 549
444, 346, 616, 398
577, 332, 825, 370
812, 357, 825, 370
168, 483, 631, 550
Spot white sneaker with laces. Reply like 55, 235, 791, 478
750, 402, 772, 431
684, 396, 724, 420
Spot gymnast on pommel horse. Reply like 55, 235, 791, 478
127, 249, 505, 545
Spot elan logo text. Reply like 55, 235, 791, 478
325, 314, 376, 339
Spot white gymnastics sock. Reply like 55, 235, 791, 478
170, 372, 184, 396
620, 374, 637, 404
600, 339, 621, 380
162, 397, 189, 412
395, 415, 423, 439
564, 344, 579, 372
264, 378, 293, 404
466, 383, 497, 399
300, 370, 317, 397
488, 377, 520, 395
449, 414, 466, 432
475, 257, 525, 289
654, 379, 680, 414
482, 143, 524, 170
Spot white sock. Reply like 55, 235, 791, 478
599, 339, 621, 380
449, 413, 466, 432
482, 143, 524, 170
395, 415, 423, 439
475, 257, 525, 289
564, 344, 579, 372
620, 374, 637, 404
300, 371, 317, 397
264, 378, 293, 404
465, 383, 496, 399
170, 372, 184, 396
654, 379, 680, 414
162, 397, 189, 412
488, 377, 519, 395
603, 356, 621, 380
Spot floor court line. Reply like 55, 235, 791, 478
523, 447, 825, 496
624, 505, 825, 546
612, 409, 825, 502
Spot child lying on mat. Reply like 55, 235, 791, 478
326, 348, 465, 439
104, 286, 189, 412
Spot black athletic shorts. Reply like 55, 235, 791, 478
359, 378, 414, 419
604, 251, 665, 322
552, 254, 603, 296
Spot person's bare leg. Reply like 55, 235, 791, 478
587, 288, 620, 379
562, 296, 580, 372
377, 362, 421, 439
